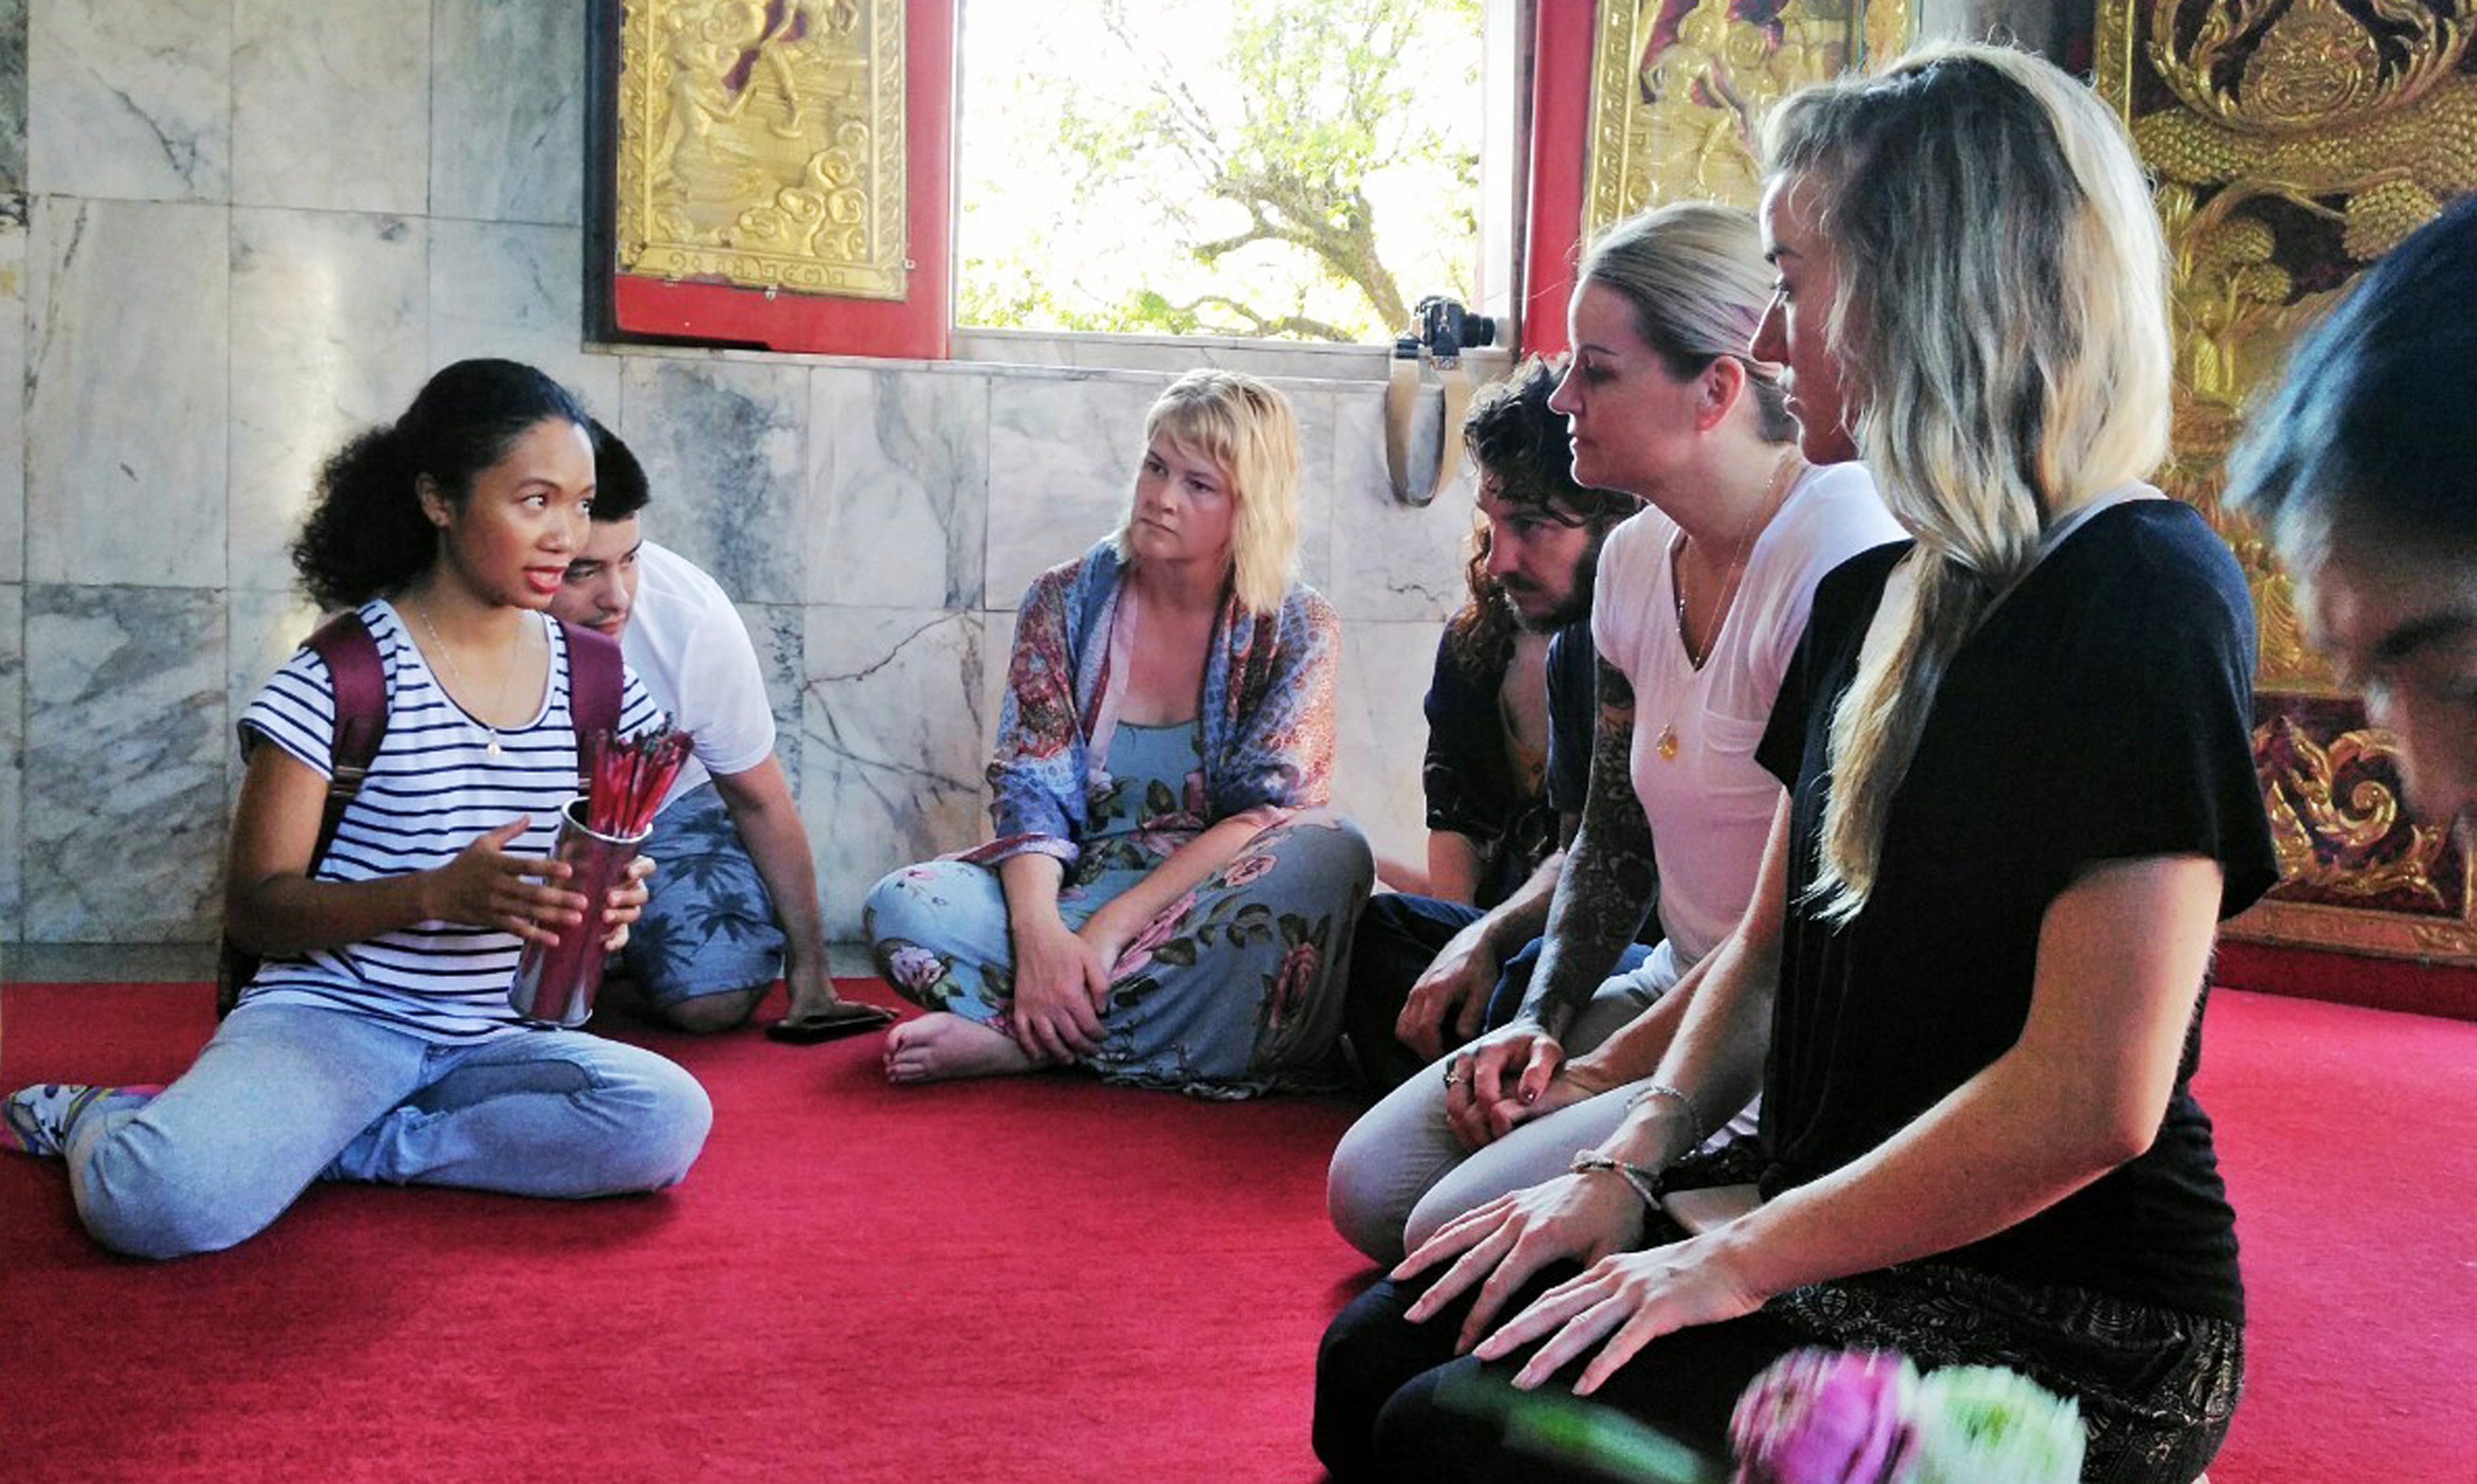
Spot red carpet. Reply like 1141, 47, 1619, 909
2, 982, 2470, 1483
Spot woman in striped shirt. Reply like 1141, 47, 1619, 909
2, 360, 713, 1258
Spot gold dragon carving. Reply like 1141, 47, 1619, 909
2100, 1, 2477, 955
2256, 716, 2451, 903
616, 0, 909, 300
1585, 1, 1911, 235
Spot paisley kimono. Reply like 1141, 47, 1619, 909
865, 542, 1371, 1097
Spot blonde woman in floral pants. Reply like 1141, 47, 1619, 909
864, 369, 1371, 1099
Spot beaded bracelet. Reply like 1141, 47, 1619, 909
1628, 1081, 1710, 1146
1569, 1149, 1664, 1210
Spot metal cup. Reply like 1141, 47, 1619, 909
508, 797, 649, 1028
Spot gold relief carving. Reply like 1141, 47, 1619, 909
2255, 715, 2449, 904
2156, 397, 2339, 692
1583, 1, 1910, 237
2234, 707, 2477, 958
2100, 3, 2477, 961
617, 0, 908, 300
2100, 2, 2477, 694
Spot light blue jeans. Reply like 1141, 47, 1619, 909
64, 1001, 713, 1260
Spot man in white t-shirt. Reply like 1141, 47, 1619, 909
550, 426, 890, 1040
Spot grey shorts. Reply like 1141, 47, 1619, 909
619, 782, 785, 1007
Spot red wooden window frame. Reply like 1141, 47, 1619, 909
1518, 0, 1593, 358
608, 0, 957, 359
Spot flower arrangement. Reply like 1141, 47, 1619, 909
1449, 1346, 2084, 1484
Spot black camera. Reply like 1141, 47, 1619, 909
1398, 295, 1497, 365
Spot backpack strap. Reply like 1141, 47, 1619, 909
558, 618, 626, 789
302, 611, 390, 864
218, 610, 388, 1019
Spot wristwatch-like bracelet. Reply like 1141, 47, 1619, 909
1569, 1149, 1662, 1210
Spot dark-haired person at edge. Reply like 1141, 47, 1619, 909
863, 368, 1374, 1096
1, 360, 713, 1258
550, 423, 888, 1041
1344, 355, 1651, 1096
2225, 195, 2477, 836
1315, 43, 2276, 1484
1326, 201, 1898, 1267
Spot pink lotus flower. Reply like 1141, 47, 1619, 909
885, 944, 945, 996
1220, 852, 1277, 888
1112, 892, 1196, 979
1267, 940, 1321, 1031
1729, 1348, 1918, 1484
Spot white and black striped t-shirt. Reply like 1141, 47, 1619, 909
236, 600, 663, 1043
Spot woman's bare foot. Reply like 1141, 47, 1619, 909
882, 1012, 1040, 1084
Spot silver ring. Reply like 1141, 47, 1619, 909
1441, 1064, 1466, 1089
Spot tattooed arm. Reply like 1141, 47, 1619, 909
1519, 659, 1656, 1037
1442, 659, 1657, 1146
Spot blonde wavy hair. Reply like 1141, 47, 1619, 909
1762, 41, 2173, 922
1112, 368, 1302, 614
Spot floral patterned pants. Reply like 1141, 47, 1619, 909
863, 810, 1373, 1099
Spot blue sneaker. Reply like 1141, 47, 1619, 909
1, 1082, 162, 1158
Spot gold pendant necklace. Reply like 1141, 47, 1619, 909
415, 601, 524, 760
1658, 452, 1802, 763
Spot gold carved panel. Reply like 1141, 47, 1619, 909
616, 0, 909, 300
2099, 1, 2477, 961
1584, 0, 1912, 236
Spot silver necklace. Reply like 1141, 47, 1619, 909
1655, 451, 1802, 762
414, 601, 525, 760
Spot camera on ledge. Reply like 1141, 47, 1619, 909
1397, 295, 1498, 366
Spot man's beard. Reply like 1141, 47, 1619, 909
1502, 529, 1607, 633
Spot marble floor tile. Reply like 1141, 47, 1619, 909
984, 373, 1158, 606
1332, 617, 1446, 882
429, 0, 584, 228
0, 941, 218, 982
23, 585, 228, 942
228, 208, 429, 593
26, 197, 228, 588
808, 366, 988, 609
0, 581, 20, 942
225, 586, 320, 797
1325, 387, 1483, 623
0, 1, 24, 195
976, 605, 1013, 815
618, 357, 808, 606
232, 0, 429, 214
427, 220, 621, 416
0, 206, 22, 584
799, 606, 986, 939
735, 600, 804, 792
1291, 386, 1338, 597
28, 0, 229, 204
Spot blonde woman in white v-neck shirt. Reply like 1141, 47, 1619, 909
1326, 204, 1900, 1264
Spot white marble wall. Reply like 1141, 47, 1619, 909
0, 0, 1478, 946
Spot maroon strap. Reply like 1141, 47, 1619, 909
559, 618, 625, 768
302, 611, 389, 866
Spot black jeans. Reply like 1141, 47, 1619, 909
1314, 1265, 1808, 1482
1316, 1261, 2241, 1484
1341, 893, 1656, 1096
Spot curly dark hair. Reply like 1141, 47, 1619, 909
290, 359, 592, 611
1445, 356, 1641, 678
